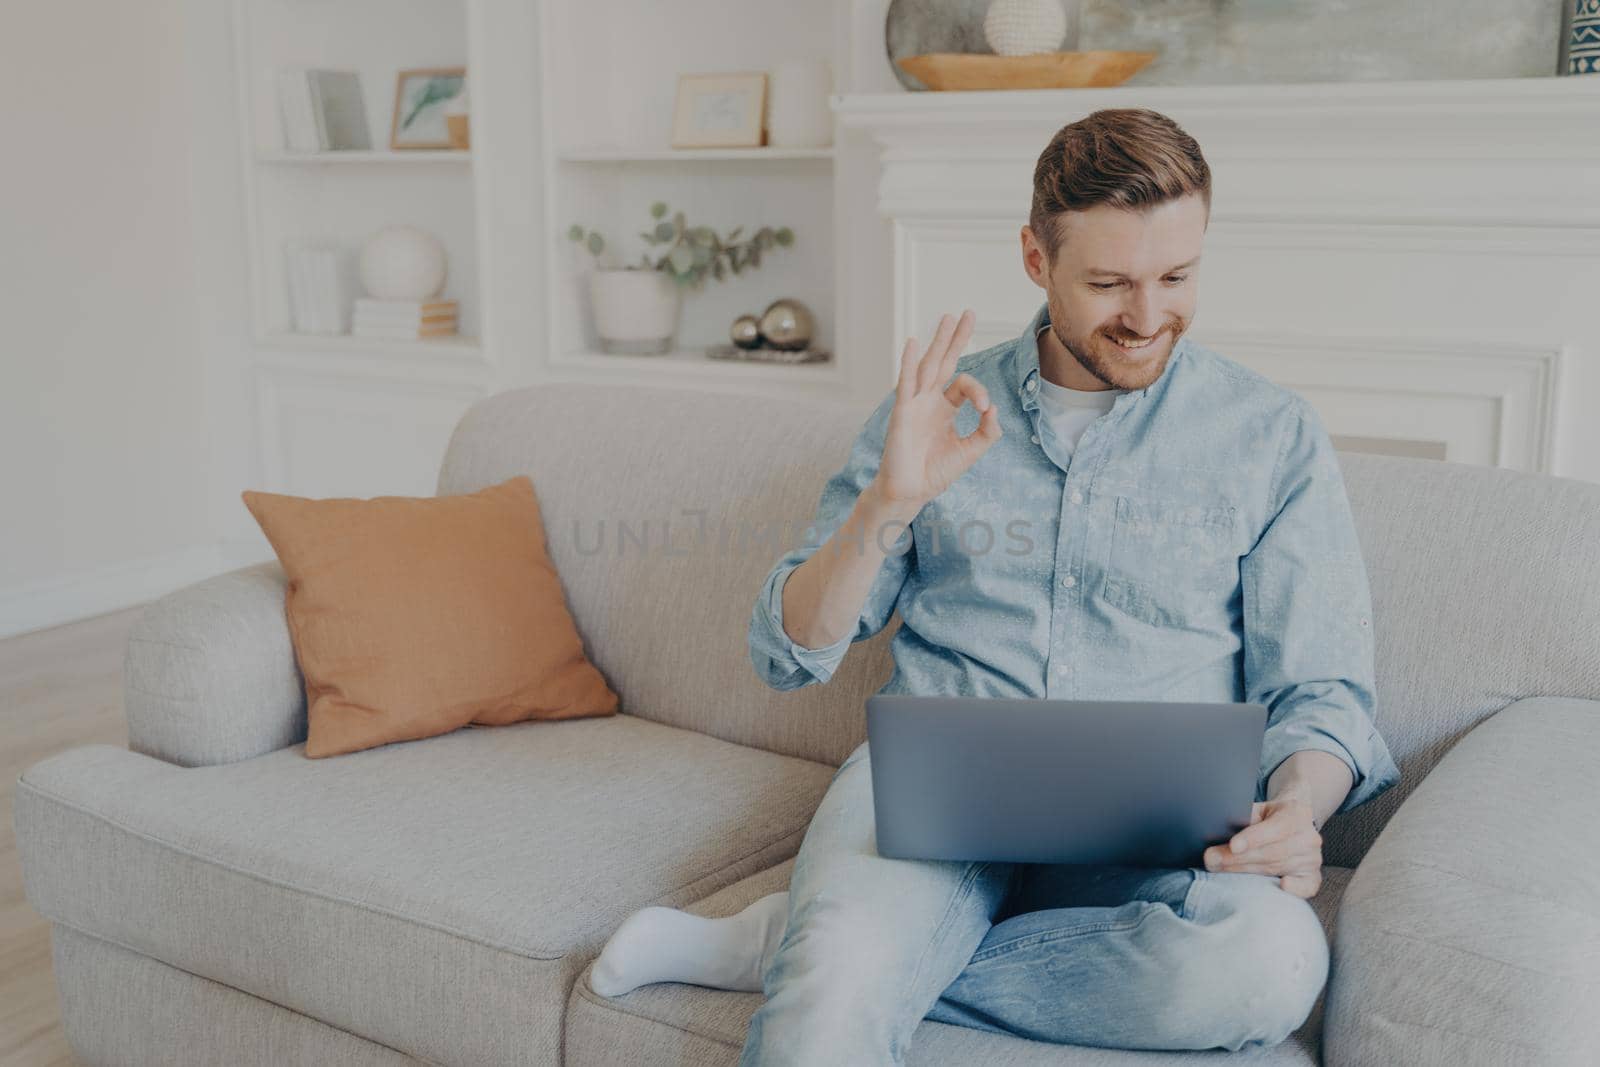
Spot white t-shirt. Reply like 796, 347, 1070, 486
1034, 324, 1125, 456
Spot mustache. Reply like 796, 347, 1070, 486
1104, 322, 1178, 343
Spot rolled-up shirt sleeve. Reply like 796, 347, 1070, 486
748, 389, 915, 691
1243, 398, 1401, 815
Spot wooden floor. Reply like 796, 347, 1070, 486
1, 606, 144, 1067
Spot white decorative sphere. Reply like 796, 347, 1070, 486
984, 0, 1068, 57
359, 225, 447, 301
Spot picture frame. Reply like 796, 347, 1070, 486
671, 72, 767, 149
390, 67, 467, 150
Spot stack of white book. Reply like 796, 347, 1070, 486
352, 298, 460, 340
285, 244, 353, 335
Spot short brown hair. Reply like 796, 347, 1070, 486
1029, 108, 1211, 263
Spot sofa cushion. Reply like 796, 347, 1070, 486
565, 858, 1355, 1065
15, 713, 835, 1067
241, 475, 619, 758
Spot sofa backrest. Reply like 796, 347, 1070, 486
437, 382, 897, 773
1328, 450, 1600, 865
437, 382, 1600, 867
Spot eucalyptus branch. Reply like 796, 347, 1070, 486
568, 200, 793, 289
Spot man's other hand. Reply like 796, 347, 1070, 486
1202, 796, 1323, 899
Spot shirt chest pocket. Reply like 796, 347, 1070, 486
1100, 495, 1239, 629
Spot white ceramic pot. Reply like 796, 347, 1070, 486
588, 268, 681, 354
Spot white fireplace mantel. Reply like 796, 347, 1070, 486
835, 75, 1600, 230
828, 75, 1600, 481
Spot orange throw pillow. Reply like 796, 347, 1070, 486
241, 475, 618, 758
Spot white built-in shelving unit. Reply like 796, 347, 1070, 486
533, 0, 853, 397
232, 0, 483, 361
227, 0, 869, 500
230, 0, 495, 499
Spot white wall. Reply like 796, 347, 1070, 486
0, 0, 256, 639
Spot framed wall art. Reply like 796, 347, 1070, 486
670, 72, 767, 149
390, 67, 467, 150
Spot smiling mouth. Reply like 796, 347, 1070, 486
1106, 332, 1160, 352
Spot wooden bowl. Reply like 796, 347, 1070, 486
896, 51, 1156, 91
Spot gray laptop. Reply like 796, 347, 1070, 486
865, 694, 1267, 868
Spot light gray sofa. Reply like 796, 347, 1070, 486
16, 382, 1600, 1066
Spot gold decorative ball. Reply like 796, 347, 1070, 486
730, 314, 762, 349
758, 298, 814, 351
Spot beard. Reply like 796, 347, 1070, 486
1045, 292, 1188, 391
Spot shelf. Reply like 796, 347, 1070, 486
550, 346, 842, 382
253, 334, 494, 389
832, 74, 1600, 129
260, 332, 483, 357
256, 150, 472, 166
557, 146, 834, 163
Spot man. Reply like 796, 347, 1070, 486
589, 107, 1400, 1064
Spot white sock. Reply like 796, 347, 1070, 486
589, 890, 790, 997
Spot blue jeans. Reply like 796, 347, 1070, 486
739, 741, 1330, 1066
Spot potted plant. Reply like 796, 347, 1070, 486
569, 201, 794, 354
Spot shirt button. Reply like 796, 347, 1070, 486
1069, 489, 1083, 504
1061, 574, 1077, 589
1025, 379, 1038, 392
1030, 433, 1041, 445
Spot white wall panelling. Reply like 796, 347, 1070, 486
255, 363, 490, 500
1187, 332, 1565, 473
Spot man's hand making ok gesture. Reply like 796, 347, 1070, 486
871, 310, 1003, 508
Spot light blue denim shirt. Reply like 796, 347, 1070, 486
748, 301, 1400, 815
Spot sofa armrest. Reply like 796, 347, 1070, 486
1323, 695, 1600, 1066
124, 561, 307, 766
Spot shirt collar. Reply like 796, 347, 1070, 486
1014, 301, 1183, 415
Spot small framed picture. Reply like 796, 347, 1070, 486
390, 67, 467, 150
671, 72, 767, 149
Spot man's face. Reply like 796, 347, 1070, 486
1021, 194, 1207, 390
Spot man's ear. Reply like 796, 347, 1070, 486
1020, 226, 1048, 290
